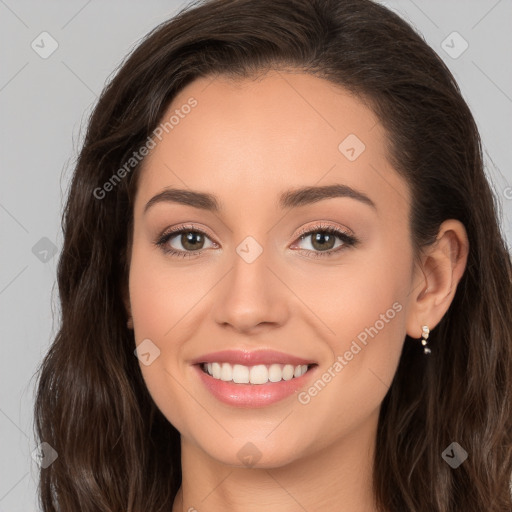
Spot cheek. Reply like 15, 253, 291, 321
327, 279, 406, 393
127, 241, 211, 382
296, 231, 411, 351
128, 244, 194, 431
128, 241, 199, 338
301, 239, 410, 414
129, 266, 170, 338
297, 294, 406, 447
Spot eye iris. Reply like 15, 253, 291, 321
311, 232, 335, 251
181, 231, 204, 250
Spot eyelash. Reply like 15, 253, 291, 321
153, 222, 359, 259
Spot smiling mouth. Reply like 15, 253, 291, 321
198, 362, 318, 385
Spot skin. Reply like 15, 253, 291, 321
125, 70, 469, 512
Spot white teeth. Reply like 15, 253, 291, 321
220, 362, 232, 381
212, 362, 221, 379
282, 364, 295, 381
268, 364, 282, 382
232, 364, 249, 383
201, 362, 310, 384
250, 365, 269, 384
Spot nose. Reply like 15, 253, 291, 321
211, 242, 290, 334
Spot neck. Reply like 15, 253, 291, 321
172, 408, 380, 512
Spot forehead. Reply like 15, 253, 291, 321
134, 71, 410, 219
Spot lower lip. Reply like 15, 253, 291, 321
193, 364, 318, 408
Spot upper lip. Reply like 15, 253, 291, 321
190, 349, 317, 367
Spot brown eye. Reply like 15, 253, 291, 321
155, 226, 216, 258
307, 231, 337, 251
178, 231, 206, 251
292, 224, 359, 259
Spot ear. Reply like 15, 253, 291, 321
405, 219, 469, 338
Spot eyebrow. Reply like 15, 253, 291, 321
143, 183, 376, 214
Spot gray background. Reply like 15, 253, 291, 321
0, 1, 511, 510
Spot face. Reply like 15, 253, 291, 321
127, 70, 417, 468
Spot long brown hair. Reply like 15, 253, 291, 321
34, 0, 512, 510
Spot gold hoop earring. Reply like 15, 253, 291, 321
420, 325, 431, 354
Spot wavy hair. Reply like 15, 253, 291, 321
34, 0, 512, 510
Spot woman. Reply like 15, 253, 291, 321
34, 0, 512, 510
